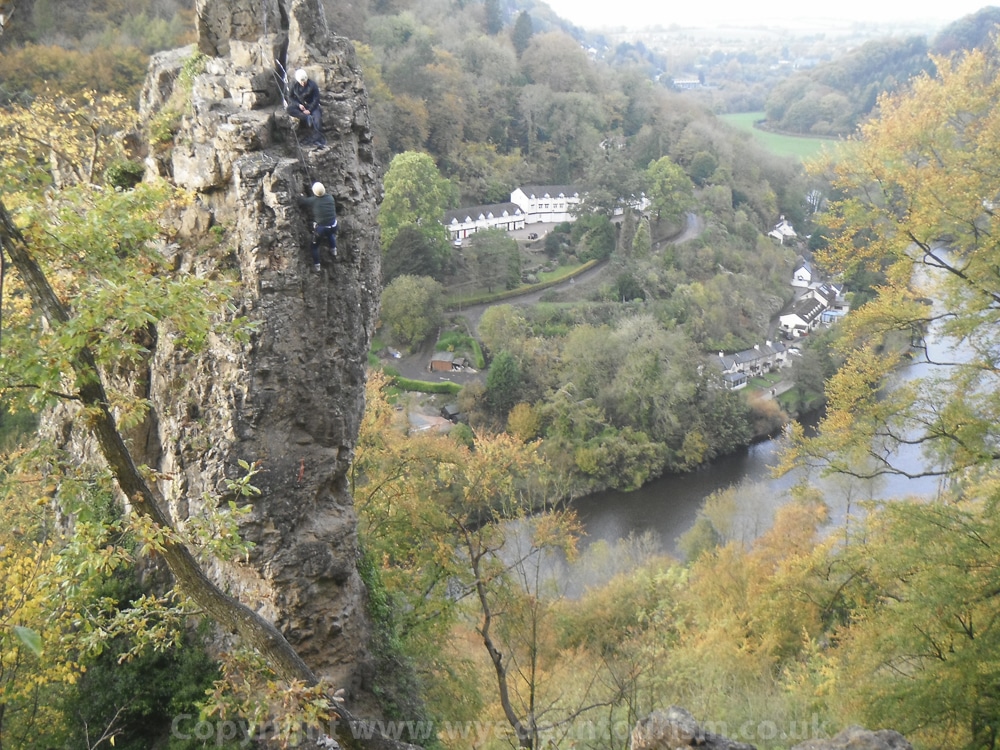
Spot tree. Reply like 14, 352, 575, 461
778, 46, 1000, 750
483, 0, 503, 35
688, 150, 718, 186
582, 143, 647, 218
354, 373, 622, 750
468, 227, 521, 292
788, 48, 1000, 486
507, 402, 540, 440
645, 156, 693, 226
572, 213, 615, 261
380, 274, 444, 350
0, 86, 411, 750
378, 150, 454, 256
383, 224, 444, 283
486, 350, 522, 418
510, 11, 533, 57
0, 191, 348, 736
819, 498, 1000, 749
518, 33, 596, 94
477, 304, 531, 356
632, 218, 651, 258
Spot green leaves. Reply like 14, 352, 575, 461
646, 156, 694, 225
379, 274, 445, 350
0, 179, 240, 423
378, 150, 454, 251
13, 625, 43, 656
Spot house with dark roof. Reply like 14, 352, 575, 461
707, 340, 789, 390
779, 297, 826, 338
510, 186, 581, 224
443, 202, 525, 243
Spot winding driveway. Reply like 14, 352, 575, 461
388, 213, 704, 383
453, 212, 704, 334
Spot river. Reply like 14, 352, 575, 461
572, 354, 949, 560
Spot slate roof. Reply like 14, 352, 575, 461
443, 202, 523, 224
784, 297, 825, 323
516, 185, 581, 199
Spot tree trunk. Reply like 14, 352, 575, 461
0, 199, 420, 750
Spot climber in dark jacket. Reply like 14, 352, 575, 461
287, 68, 326, 146
297, 181, 338, 272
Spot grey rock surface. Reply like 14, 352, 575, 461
139, 0, 381, 700
791, 726, 913, 750
631, 707, 757, 750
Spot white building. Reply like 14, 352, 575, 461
791, 260, 813, 288
443, 202, 526, 243
510, 186, 581, 224
779, 297, 826, 338
769, 216, 798, 245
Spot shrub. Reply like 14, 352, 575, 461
105, 158, 145, 190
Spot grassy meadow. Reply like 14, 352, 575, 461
719, 112, 842, 161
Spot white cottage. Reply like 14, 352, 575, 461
443, 202, 526, 243
510, 185, 581, 224
791, 260, 813, 288
769, 216, 797, 245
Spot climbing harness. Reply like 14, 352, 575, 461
259, 0, 318, 176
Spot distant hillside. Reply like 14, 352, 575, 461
763, 35, 934, 137
931, 4, 1000, 55
761, 6, 1000, 138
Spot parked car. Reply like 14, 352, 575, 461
527, 232, 538, 240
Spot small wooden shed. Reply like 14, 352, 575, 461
429, 352, 455, 372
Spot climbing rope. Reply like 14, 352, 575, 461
257, 0, 316, 178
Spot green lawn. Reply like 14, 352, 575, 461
719, 112, 842, 161
537, 262, 584, 283
749, 372, 783, 389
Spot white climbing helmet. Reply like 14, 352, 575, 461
312, 182, 326, 196
295, 68, 308, 83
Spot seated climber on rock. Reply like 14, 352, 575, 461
297, 181, 338, 273
287, 68, 326, 147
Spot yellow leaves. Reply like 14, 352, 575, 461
203, 649, 341, 750
0, 90, 138, 191
797, 45, 1000, 489
129, 511, 182, 557
506, 401, 540, 441
528, 509, 581, 562
820, 48, 1000, 283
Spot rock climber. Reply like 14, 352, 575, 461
286, 68, 326, 147
297, 181, 338, 273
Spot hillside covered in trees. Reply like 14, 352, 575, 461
763, 6, 1000, 136
3, 1, 1000, 749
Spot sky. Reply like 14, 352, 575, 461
540, 0, 993, 31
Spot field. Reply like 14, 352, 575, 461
719, 112, 842, 161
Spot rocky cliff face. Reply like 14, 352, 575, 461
630, 708, 913, 750
136, 0, 382, 696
